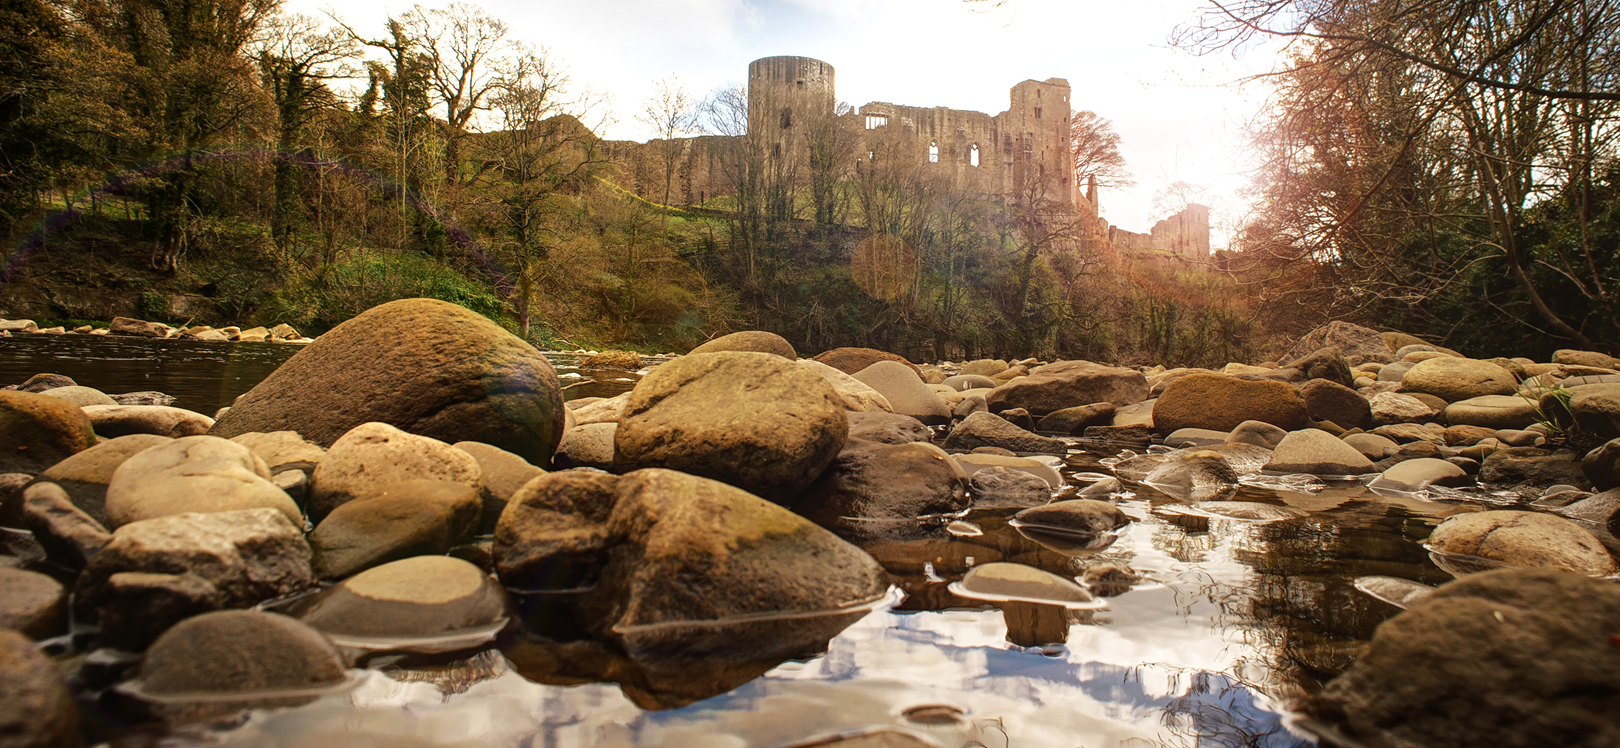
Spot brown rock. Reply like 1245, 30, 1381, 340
0, 390, 97, 474
813, 347, 921, 377
1154, 374, 1310, 434
1282, 322, 1396, 367
0, 629, 77, 748
1299, 379, 1371, 430
689, 331, 796, 359
985, 360, 1149, 416
209, 298, 567, 467
309, 480, 481, 579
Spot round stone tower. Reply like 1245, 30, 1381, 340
746, 56, 836, 140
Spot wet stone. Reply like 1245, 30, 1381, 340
0, 629, 78, 748
0, 567, 67, 639
968, 467, 1052, 509
952, 562, 1097, 607
1012, 499, 1130, 536
1427, 510, 1616, 576
297, 555, 509, 645
941, 411, 1067, 454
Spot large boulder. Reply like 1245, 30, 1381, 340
850, 361, 952, 424
308, 422, 481, 521
940, 411, 1067, 454
0, 629, 78, 748
1280, 321, 1395, 367
209, 298, 567, 467
1401, 357, 1517, 402
1262, 429, 1375, 476
813, 348, 921, 377
1316, 568, 1620, 748
688, 331, 796, 359
614, 352, 848, 501
1154, 374, 1310, 434
75, 508, 314, 648
494, 468, 889, 651
984, 360, 1148, 416
1426, 510, 1615, 575
0, 390, 96, 474
104, 435, 300, 528
794, 440, 971, 529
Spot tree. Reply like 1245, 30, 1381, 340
255, 13, 358, 256
337, 14, 435, 248
636, 74, 698, 219
1070, 110, 1132, 190
408, 3, 513, 186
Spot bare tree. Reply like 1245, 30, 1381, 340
636, 74, 699, 219
407, 3, 514, 185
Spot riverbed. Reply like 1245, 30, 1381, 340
1, 334, 1485, 747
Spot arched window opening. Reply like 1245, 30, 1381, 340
780, 108, 792, 129
928, 141, 939, 163
969, 144, 980, 167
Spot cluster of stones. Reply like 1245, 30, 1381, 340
0, 317, 312, 343
3, 301, 1619, 746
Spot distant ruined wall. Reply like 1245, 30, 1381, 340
603, 136, 735, 206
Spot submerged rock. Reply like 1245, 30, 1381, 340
951, 562, 1098, 608
796, 440, 970, 528
968, 467, 1052, 508
1012, 500, 1129, 536
494, 468, 888, 655
127, 610, 347, 718
296, 555, 509, 645
1426, 510, 1615, 575
1316, 568, 1620, 748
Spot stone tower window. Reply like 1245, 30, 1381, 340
970, 144, 980, 167
928, 141, 939, 163
1035, 107, 1042, 120
865, 114, 888, 130
780, 108, 792, 129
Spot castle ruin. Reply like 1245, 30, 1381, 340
604, 56, 1210, 263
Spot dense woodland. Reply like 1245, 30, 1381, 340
0, 0, 1615, 363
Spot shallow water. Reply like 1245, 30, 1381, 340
0, 335, 637, 413
1, 337, 1494, 747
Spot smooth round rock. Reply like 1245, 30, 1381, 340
851, 361, 952, 424
33, 433, 171, 526
0, 629, 77, 748
309, 480, 481, 579
813, 347, 921, 377
1154, 374, 1309, 433
1569, 383, 1620, 441
229, 431, 326, 475
969, 467, 1052, 508
104, 435, 299, 528
38, 385, 116, 407
1164, 428, 1229, 448
1369, 458, 1471, 493
81, 404, 213, 439
136, 610, 346, 697
1227, 420, 1288, 449
1035, 403, 1116, 434
1263, 429, 1375, 475
308, 422, 481, 521
614, 352, 848, 501
0, 568, 66, 639
1401, 358, 1516, 402
983, 360, 1149, 416
1427, 510, 1616, 575
795, 441, 970, 525
1443, 395, 1538, 430
688, 331, 796, 359
209, 298, 567, 467
298, 556, 508, 639
1013, 499, 1129, 536
0, 390, 96, 474
951, 453, 1063, 487
797, 359, 894, 413
954, 562, 1095, 606
1299, 379, 1371, 430
552, 422, 617, 469
941, 411, 1066, 454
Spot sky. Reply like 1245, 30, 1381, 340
285, 0, 1290, 245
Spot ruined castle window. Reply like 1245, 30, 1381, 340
780, 108, 792, 129
928, 141, 939, 163
865, 114, 888, 130
970, 144, 980, 167
773, 143, 781, 157
1034, 107, 1042, 120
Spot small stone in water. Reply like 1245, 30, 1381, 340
901, 703, 964, 724
1164, 501, 1309, 524
950, 562, 1101, 608
1352, 576, 1436, 610
945, 520, 982, 537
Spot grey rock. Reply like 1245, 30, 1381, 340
553, 422, 617, 470
950, 453, 1062, 487
109, 390, 176, 406
1164, 428, 1229, 448
1013, 499, 1130, 536
941, 374, 996, 391
1368, 391, 1438, 426
308, 422, 481, 522
104, 435, 299, 528
1376, 361, 1415, 382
